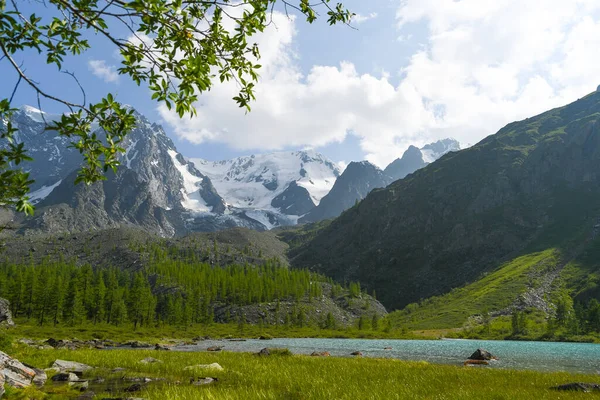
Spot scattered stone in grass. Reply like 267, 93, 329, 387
30, 367, 47, 387
139, 357, 162, 364
468, 349, 497, 361
124, 341, 152, 348
184, 363, 224, 371
207, 346, 224, 352
111, 368, 126, 373
52, 372, 80, 382
310, 351, 330, 357
69, 380, 90, 391
18, 338, 37, 346
52, 359, 93, 375
257, 348, 292, 357
350, 351, 363, 356
258, 335, 273, 340
94, 377, 106, 383
124, 383, 143, 392
75, 390, 95, 400
190, 377, 218, 386
552, 383, 600, 392
154, 343, 171, 351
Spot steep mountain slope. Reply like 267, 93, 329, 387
290, 90, 600, 311
300, 139, 460, 223
300, 161, 390, 223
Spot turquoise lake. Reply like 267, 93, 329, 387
178, 338, 600, 374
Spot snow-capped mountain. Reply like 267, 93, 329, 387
384, 139, 460, 182
190, 150, 341, 227
301, 139, 461, 223
6, 106, 340, 234
5, 105, 460, 235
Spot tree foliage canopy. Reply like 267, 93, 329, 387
0, 0, 351, 215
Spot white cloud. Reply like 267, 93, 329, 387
160, 2, 600, 168
352, 12, 378, 24
88, 59, 119, 83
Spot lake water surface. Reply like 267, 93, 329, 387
177, 338, 600, 374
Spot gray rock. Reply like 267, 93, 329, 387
68, 380, 89, 391
51, 372, 79, 382
553, 383, 600, 392
0, 351, 36, 388
468, 349, 497, 361
30, 367, 47, 388
124, 383, 143, 392
190, 377, 217, 386
0, 298, 14, 326
183, 363, 224, 371
52, 359, 93, 374
139, 357, 162, 364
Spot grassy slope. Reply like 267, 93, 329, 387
8, 346, 600, 400
390, 249, 560, 329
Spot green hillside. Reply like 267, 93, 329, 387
390, 249, 560, 329
290, 90, 600, 315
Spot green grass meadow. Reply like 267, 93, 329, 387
7, 346, 600, 400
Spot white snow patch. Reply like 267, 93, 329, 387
168, 149, 210, 212
190, 149, 340, 210
124, 139, 139, 168
421, 149, 436, 163
29, 180, 62, 203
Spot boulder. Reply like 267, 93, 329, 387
0, 371, 5, 398
139, 357, 162, 364
183, 363, 224, 371
124, 383, 143, 392
52, 359, 93, 375
190, 377, 218, 386
18, 338, 36, 346
257, 348, 270, 356
30, 367, 47, 387
350, 351, 363, 356
553, 383, 600, 392
310, 351, 330, 357
0, 298, 14, 327
468, 349, 497, 361
69, 380, 89, 391
0, 350, 36, 388
51, 372, 79, 382
76, 391, 96, 400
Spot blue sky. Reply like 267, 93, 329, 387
3, 1, 600, 168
